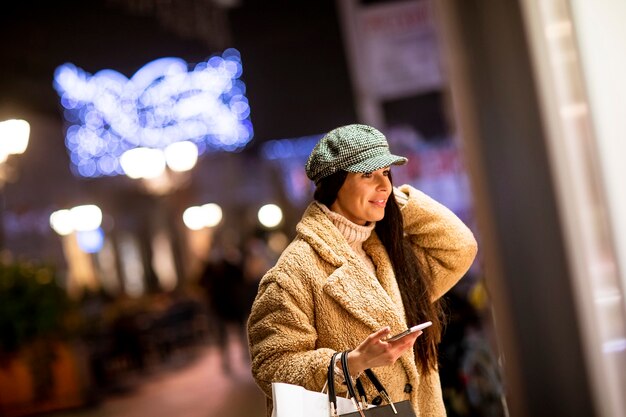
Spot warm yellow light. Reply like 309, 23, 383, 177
201, 203, 223, 227
182, 206, 207, 230
0, 119, 30, 156
120, 147, 166, 179
258, 204, 283, 228
183, 203, 223, 230
50, 209, 74, 236
165, 141, 198, 172
119, 148, 144, 179
69, 204, 103, 232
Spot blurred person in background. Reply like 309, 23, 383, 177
199, 243, 245, 375
247, 124, 478, 416
242, 234, 275, 321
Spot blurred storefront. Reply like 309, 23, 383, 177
436, 0, 626, 416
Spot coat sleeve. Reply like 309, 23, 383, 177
247, 266, 335, 399
397, 184, 478, 301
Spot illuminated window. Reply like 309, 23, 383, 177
53, 49, 253, 177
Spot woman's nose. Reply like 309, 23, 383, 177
376, 174, 390, 190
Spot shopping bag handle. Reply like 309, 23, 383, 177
328, 351, 365, 417
327, 350, 398, 416
327, 352, 343, 416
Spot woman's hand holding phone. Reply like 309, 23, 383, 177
345, 321, 430, 376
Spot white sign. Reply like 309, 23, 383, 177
357, 0, 443, 99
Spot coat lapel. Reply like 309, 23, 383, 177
322, 257, 419, 383
322, 262, 405, 333
297, 202, 406, 334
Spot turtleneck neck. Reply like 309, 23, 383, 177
316, 202, 376, 275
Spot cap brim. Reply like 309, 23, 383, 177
344, 154, 408, 173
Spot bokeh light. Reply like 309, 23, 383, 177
49, 209, 74, 236
69, 204, 103, 232
201, 203, 223, 227
0, 119, 30, 158
183, 203, 223, 230
50, 204, 103, 237
76, 228, 105, 253
258, 204, 283, 228
53, 49, 253, 177
164, 141, 198, 172
183, 206, 208, 231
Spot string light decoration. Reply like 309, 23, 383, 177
53, 48, 253, 177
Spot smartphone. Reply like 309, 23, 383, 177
386, 321, 433, 342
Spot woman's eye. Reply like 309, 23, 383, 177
362, 172, 372, 178
383, 170, 390, 176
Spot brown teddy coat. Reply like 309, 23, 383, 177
248, 185, 478, 416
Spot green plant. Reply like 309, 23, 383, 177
0, 261, 70, 355
0, 261, 72, 401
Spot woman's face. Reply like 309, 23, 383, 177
330, 167, 392, 225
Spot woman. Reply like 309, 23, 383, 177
248, 124, 477, 416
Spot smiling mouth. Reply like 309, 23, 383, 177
370, 199, 387, 206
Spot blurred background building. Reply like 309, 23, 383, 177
0, 0, 625, 416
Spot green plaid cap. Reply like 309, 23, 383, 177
305, 124, 408, 183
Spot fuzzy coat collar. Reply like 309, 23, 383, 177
295, 202, 415, 373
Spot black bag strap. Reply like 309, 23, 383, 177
342, 351, 398, 413
340, 350, 360, 400
363, 369, 387, 395
327, 350, 398, 415
340, 351, 366, 417
355, 378, 368, 404
327, 351, 365, 417
327, 351, 342, 414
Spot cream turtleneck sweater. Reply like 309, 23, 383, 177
316, 202, 377, 275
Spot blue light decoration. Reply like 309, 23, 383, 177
260, 134, 323, 205
260, 134, 322, 160
53, 49, 253, 177
76, 227, 105, 254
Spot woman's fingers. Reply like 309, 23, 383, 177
383, 331, 420, 363
386, 330, 422, 347
369, 326, 391, 342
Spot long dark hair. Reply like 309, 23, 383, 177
314, 170, 444, 374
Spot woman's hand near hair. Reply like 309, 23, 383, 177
393, 186, 409, 208
344, 327, 421, 376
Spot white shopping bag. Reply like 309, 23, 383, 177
271, 382, 357, 417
